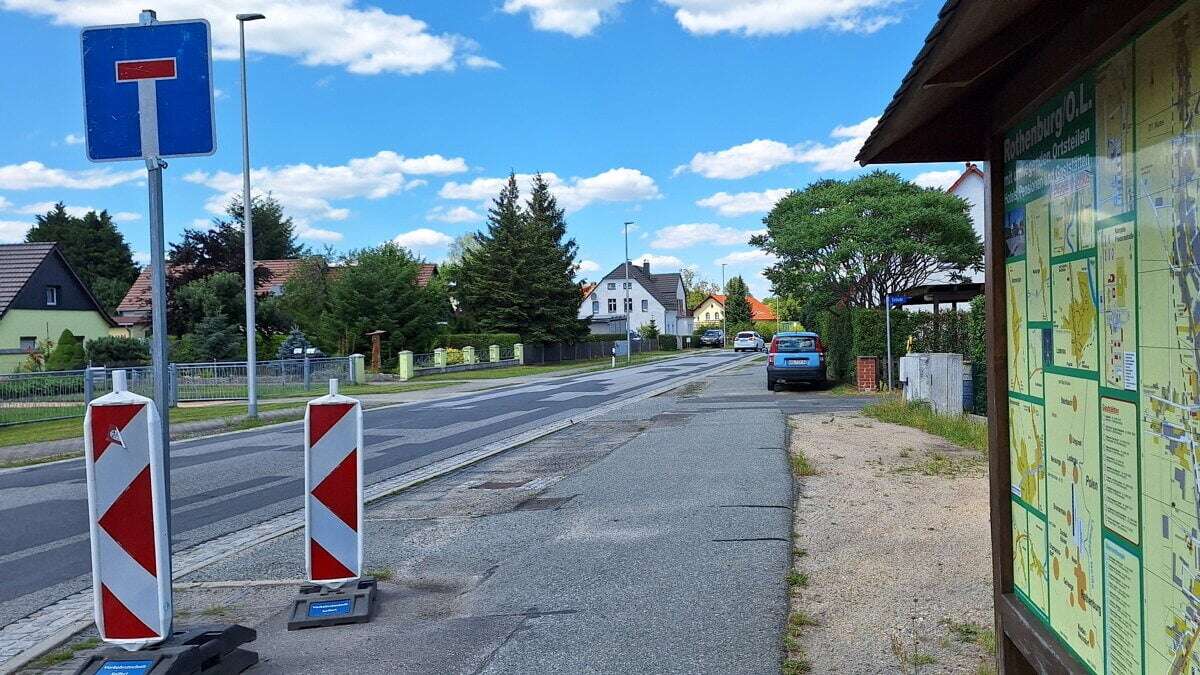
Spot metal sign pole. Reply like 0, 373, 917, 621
885, 294, 893, 391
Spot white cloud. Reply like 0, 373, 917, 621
296, 224, 344, 242
0, 161, 142, 190
0, 220, 30, 243
503, 0, 628, 37
63, 133, 84, 145
675, 116, 879, 179
913, 169, 962, 190
696, 188, 791, 217
2, 0, 495, 76
0, 196, 11, 210
715, 249, 778, 266
427, 205, 482, 223
577, 259, 601, 273
633, 252, 685, 269
393, 227, 453, 250
650, 223, 763, 250
674, 139, 796, 180
440, 168, 659, 213
662, 0, 901, 36
465, 55, 503, 70
133, 251, 150, 265
184, 150, 468, 223
112, 211, 141, 222
746, 269, 773, 299
14, 202, 95, 217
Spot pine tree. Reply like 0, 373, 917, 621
458, 174, 531, 334
457, 173, 586, 343
522, 174, 586, 342
725, 276, 753, 324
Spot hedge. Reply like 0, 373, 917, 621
441, 333, 521, 352
815, 302, 986, 384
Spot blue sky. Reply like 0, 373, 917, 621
0, 0, 968, 298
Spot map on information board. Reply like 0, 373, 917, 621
1002, 3, 1200, 671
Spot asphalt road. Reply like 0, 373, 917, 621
0, 350, 750, 627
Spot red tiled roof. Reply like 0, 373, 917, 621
581, 283, 597, 298
416, 263, 438, 287
703, 294, 778, 321
116, 259, 306, 315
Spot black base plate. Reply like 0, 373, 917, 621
73, 624, 257, 675
286, 577, 377, 630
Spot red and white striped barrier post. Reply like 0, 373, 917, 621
304, 379, 364, 588
83, 370, 172, 650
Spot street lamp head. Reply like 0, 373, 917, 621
236, 13, 266, 21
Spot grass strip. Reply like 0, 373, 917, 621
861, 397, 987, 453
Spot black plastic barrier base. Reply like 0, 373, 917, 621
74, 624, 257, 674
287, 577, 377, 630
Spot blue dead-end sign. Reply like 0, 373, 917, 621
81, 19, 215, 162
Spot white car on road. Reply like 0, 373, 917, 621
733, 331, 765, 352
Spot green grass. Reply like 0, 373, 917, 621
0, 401, 305, 449
25, 637, 101, 669
414, 351, 682, 381
862, 397, 988, 453
365, 566, 394, 581
894, 452, 986, 478
786, 570, 809, 587
790, 450, 817, 477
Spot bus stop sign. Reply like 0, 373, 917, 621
81, 19, 215, 162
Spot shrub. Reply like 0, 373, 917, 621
658, 336, 678, 351
46, 330, 87, 371
442, 333, 520, 351
85, 336, 150, 367
445, 347, 464, 365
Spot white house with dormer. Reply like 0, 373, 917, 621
579, 260, 693, 336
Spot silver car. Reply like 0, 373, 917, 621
733, 331, 764, 352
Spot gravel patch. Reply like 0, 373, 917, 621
787, 411, 994, 674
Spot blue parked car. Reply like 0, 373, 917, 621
766, 331, 826, 390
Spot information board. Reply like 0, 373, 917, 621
1002, 2, 1200, 672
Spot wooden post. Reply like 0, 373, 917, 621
364, 330, 387, 372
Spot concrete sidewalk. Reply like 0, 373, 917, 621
34, 361, 791, 674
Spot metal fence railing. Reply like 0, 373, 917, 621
172, 357, 351, 402
0, 370, 89, 426
413, 352, 437, 371
521, 337, 662, 366
0, 357, 355, 427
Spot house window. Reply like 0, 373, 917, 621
624, 297, 633, 312
45, 286, 60, 306
641, 299, 648, 312
19, 337, 36, 351
607, 298, 617, 313
623, 282, 632, 289
607, 282, 616, 290
592, 300, 599, 314
705, 312, 711, 320
716, 312, 722, 319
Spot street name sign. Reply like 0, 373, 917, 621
81, 18, 215, 162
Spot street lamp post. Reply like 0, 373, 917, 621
721, 263, 727, 350
624, 221, 634, 363
237, 12, 265, 418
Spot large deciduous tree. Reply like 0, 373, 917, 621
167, 194, 304, 335
681, 267, 720, 311
457, 173, 586, 343
751, 171, 981, 312
25, 204, 139, 312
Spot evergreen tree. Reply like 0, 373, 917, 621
25, 204, 139, 312
457, 174, 529, 333
322, 243, 447, 359
724, 276, 753, 325
522, 174, 587, 342
46, 330, 87, 370
457, 173, 586, 343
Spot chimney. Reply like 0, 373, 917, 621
642, 259, 650, 274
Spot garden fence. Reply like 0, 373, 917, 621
0, 356, 355, 427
